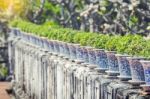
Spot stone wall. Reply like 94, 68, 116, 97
8, 28, 150, 99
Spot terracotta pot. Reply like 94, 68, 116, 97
95, 49, 108, 71
127, 57, 145, 85
116, 54, 132, 80
105, 51, 119, 76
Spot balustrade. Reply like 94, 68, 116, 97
9, 28, 150, 99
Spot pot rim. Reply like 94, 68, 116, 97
126, 57, 145, 60
105, 51, 117, 53
140, 60, 150, 63
94, 49, 104, 51
115, 54, 132, 57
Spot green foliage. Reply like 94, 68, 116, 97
44, 1, 61, 16
105, 36, 120, 51
10, 19, 150, 59
129, 15, 139, 27
0, 65, 8, 79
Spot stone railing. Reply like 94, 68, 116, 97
8, 28, 150, 99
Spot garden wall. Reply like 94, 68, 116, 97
9, 28, 150, 99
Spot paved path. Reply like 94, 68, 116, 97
0, 82, 11, 99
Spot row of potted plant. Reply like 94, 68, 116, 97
9, 19, 150, 59
11, 28, 150, 91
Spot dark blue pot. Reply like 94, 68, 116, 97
95, 49, 108, 70
128, 57, 145, 84
82, 46, 89, 63
105, 51, 119, 75
88, 47, 97, 65
116, 54, 132, 80
140, 60, 150, 85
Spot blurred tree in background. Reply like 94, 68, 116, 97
0, 0, 150, 36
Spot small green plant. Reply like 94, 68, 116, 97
0, 65, 8, 80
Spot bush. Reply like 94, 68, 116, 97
0, 65, 8, 80
9, 19, 150, 59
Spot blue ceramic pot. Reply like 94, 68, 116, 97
63, 43, 70, 58
82, 46, 89, 63
32, 35, 37, 44
87, 47, 97, 65
105, 51, 119, 75
32, 35, 37, 45
26, 34, 30, 42
48, 40, 54, 52
140, 60, 150, 85
22, 33, 25, 40
116, 54, 132, 80
41, 37, 49, 50
68, 43, 78, 60
15, 28, 20, 36
95, 49, 108, 70
14, 29, 19, 36
128, 57, 145, 84
29, 34, 35, 44
24, 33, 28, 41
10, 29, 16, 37
76, 45, 84, 61
39, 38, 45, 48
17, 30, 21, 37
59, 41, 65, 56
52, 40, 60, 54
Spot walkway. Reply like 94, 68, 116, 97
0, 82, 11, 99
